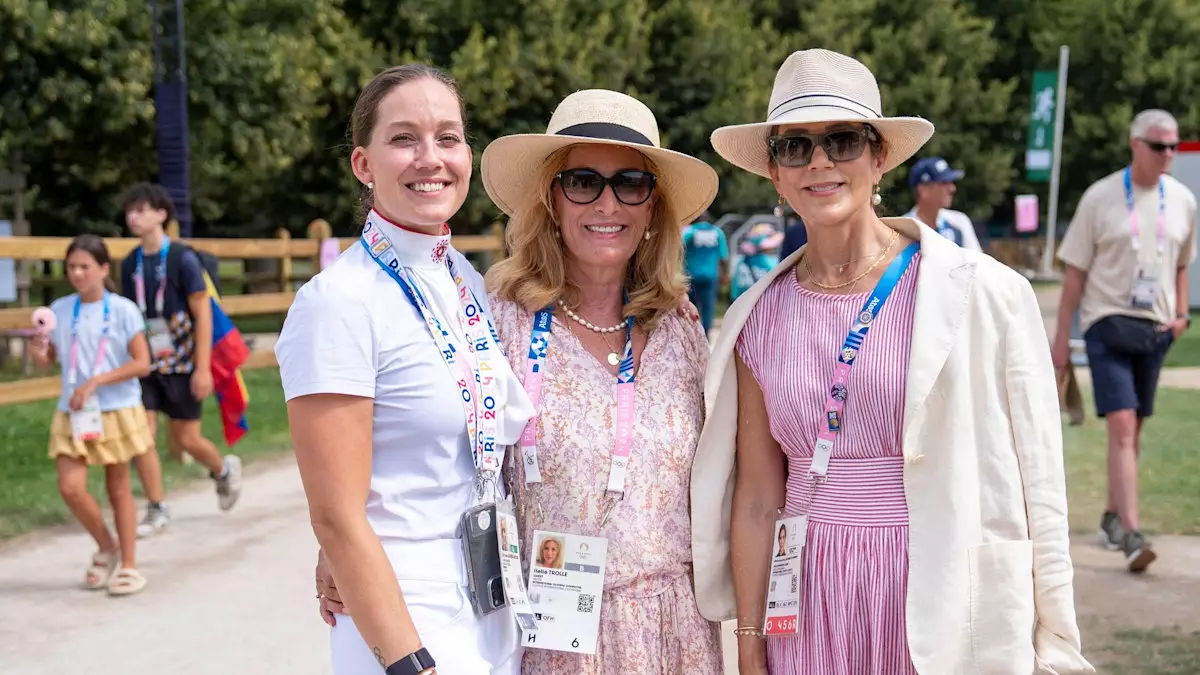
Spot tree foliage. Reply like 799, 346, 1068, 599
2, 0, 1198, 237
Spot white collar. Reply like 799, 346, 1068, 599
367, 209, 452, 270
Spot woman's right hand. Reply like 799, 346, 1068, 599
315, 548, 347, 626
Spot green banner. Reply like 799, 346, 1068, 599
1026, 70, 1058, 182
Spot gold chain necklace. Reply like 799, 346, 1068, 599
802, 229, 900, 290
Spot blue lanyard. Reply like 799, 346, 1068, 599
529, 304, 635, 385
813, 240, 918, 475
68, 292, 111, 389
1123, 167, 1166, 255
522, 302, 638, 494
134, 237, 170, 315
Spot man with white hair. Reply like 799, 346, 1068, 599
1053, 109, 1197, 573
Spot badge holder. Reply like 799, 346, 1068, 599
70, 396, 104, 442
495, 500, 537, 631
1130, 266, 1159, 310
522, 530, 608, 655
764, 513, 806, 636
146, 318, 174, 357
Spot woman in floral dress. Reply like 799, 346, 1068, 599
482, 89, 723, 674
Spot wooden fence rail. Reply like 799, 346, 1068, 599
0, 219, 506, 406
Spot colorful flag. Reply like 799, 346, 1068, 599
203, 271, 251, 446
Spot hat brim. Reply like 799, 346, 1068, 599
711, 108, 935, 179
482, 135, 719, 226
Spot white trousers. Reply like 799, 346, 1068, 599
330, 539, 522, 675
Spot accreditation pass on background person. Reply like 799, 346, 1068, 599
70, 397, 104, 442
522, 531, 608, 654
765, 515, 806, 636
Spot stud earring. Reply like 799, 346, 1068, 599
644, 231, 651, 241
367, 181, 374, 191
871, 185, 882, 206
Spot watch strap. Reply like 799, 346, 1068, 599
385, 648, 436, 675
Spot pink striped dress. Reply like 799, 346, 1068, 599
736, 255, 921, 675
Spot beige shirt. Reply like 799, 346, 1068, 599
1057, 169, 1197, 332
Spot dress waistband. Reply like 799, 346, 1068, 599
380, 537, 468, 586
785, 456, 909, 527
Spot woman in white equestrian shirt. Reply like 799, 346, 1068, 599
275, 64, 534, 675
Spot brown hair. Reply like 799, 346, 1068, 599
65, 234, 117, 292
485, 144, 688, 329
119, 183, 176, 224
350, 64, 468, 218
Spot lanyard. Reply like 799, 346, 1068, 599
134, 237, 170, 316
1123, 167, 1166, 255
520, 304, 637, 494
67, 293, 111, 390
358, 215, 502, 479
810, 241, 918, 477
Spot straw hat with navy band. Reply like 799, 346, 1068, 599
711, 49, 936, 178
482, 89, 719, 225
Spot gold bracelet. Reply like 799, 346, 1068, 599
733, 626, 765, 638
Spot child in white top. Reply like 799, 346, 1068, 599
29, 234, 153, 596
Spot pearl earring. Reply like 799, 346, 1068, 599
871, 185, 882, 206
644, 231, 651, 241
367, 181, 374, 191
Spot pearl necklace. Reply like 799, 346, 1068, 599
558, 301, 626, 334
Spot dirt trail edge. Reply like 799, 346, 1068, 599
0, 458, 328, 675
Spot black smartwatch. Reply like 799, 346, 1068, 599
385, 648, 436, 675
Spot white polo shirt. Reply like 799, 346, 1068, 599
275, 217, 534, 548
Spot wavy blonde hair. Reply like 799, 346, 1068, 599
485, 144, 686, 329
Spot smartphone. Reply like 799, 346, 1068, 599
459, 503, 508, 617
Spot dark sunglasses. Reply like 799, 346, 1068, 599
768, 125, 878, 168
1138, 138, 1178, 153
555, 168, 657, 206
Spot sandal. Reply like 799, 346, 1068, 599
107, 568, 147, 597
84, 551, 118, 590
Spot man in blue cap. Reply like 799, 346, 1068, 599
905, 157, 982, 251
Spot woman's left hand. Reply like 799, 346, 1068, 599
676, 295, 700, 322
315, 548, 347, 626
69, 379, 98, 412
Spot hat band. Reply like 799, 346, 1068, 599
768, 93, 880, 122
554, 122, 654, 147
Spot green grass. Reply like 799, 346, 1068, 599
0, 368, 290, 540
1091, 627, 1200, 675
1163, 316, 1200, 368
1064, 388, 1200, 535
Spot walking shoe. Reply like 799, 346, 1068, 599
1098, 510, 1124, 551
1122, 530, 1157, 573
136, 502, 171, 539
214, 455, 243, 511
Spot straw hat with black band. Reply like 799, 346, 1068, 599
482, 89, 718, 225
711, 49, 935, 177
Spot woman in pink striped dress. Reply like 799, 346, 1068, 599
690, 49, 1092, 675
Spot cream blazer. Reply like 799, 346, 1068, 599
690, 217, 1094, 674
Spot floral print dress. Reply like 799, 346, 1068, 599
490, 296, 723, 675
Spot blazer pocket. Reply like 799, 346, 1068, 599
969, 540, 1036, 674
